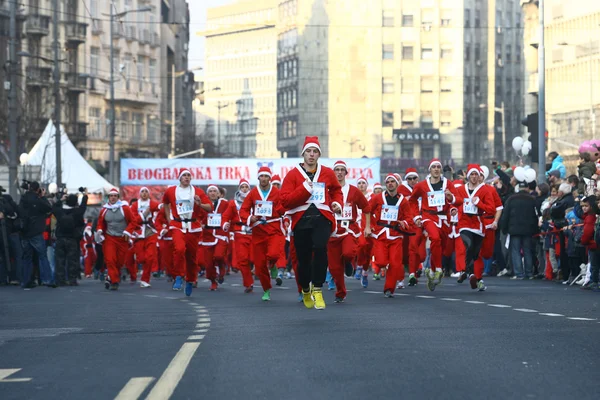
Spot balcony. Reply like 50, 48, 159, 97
26, 66, 52, 87
65, 21, 87, 45
125, 26, 136, 41
105, 86, 159, 105
26, 14, 50, 36
141, 29, 151, 44
64, 72, 87, 93
113, 22, 124, 38
91, 18, 103, 35
151, 32, 160, 48
65, 121, 88, 141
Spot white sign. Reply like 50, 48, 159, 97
463, 199, 478, 215
176, 200, 193, 215
308, 182, 325, 204
207, 213, 222, 227
336, 204, 353, 220
427, 191, 445, 207
254, 201, 273, 218
381, 205, 399, 222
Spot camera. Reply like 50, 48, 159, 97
0, 186, 6, 194
20, 180, 31, 191
78, 187, 86, 193
443, 165, 452, 173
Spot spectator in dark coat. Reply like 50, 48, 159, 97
551, 183, 575, 281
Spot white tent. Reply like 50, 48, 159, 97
22, 120, 115, 194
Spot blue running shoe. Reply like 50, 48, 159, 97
361, 275, 368, 288
185, 282, 193, 296
326, 270, 332, 283
298, 292, 303, 302
328, 277, 335, 291
354, 267, 363, 280
172, 276, 183, 291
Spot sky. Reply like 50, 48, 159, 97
188, 0, 236, 77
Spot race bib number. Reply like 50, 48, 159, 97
381, 205, 399, 222
254, 201, 273, 218
176, 200, 193, 215
463, 199, 478, 215
336, 204, 353, 221
208, 213, 222, 227
307, 182, 325, 204
427, 190, 445, 207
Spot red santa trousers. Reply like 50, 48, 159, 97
159, 239, 173, 277
171, 230, 201, 282
422, 220, 450, 272
357, 235, 374, 268
203, 240, 228, 282
135, 235, 159, 283
473, 228, 495, 279
233, 233, 253, 288
125, 244, 137, 280
373, 238, 404, 293
327, 234, 358, 299
103, 235, 129, 284
446, 235, 466, 272
402, 229, 426, 274
83, 246, 96, 276
253, 234, 285, 291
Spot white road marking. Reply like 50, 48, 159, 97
188, 303, 198, 306
273, 287, 290, 290
416, 295, 436, 299
488, 304, 512, 308
197, 318, 211, 323
0, 369, 32, 382
464, 301, 485, 304
165, 297, 177, 300
145, 342, 201, 400
230, 284, 241, 287
195, 323, 210, 329
193, 306, 206, 310
394, 293, 411, 296
539, 313, 564, 317
144, 295, 159, 298
187, 335, 205, 341
194, 329, 208, 333
567, 317, 597, 321
124, 293, 135, 296
514, 308, 539, 313
363, 291, 382, 294
180, 300, 189, 302
114, 377, 155, 400
440, 298, 461, 301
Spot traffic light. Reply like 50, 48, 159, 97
522, 112, 540, 163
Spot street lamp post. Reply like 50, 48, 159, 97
538, 0, 546, 183
479, 103, 506, 161
52, 0, 61, 189
216, 101, 229, 157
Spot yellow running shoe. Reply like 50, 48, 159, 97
434, 270, 443, 285
302, 289, 314, 309
313, 288, 326, 310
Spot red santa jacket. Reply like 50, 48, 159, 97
332, 183, 371, 238
409, 177, 456, 227
279, 163, 343, 233
369, 191, 415, 240
97, 202, 137, 238
130, 199, 161, 238
163, 185, 212, 233
223, 197, 252, 235
479, 185, 503, 229
201, 198, 229, 245
239, 185, 286, 237
452, 183, 497, 236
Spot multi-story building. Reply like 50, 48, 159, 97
202, 0, 279, 158
522, 0, 600, 165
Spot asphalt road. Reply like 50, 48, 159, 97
1, 273, 599, 400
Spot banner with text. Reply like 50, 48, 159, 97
121, 158, 381, 186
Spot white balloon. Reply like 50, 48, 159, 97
480, 165, 489, 180
19, 153, 29, 165
514, 166, 527, 182
512, 137, 524, 152
48, 183, 58, 194
521, 146, 530, 156
523, 140, 532, 150
525, 168, 537, 183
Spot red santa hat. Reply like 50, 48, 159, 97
405, 168, 418, 180
139, 186, 149, 195
356, 176, 368, 185
333, 160, 347, 171
466, 164, 482, 177
271, 174, 282, 185
108, 187, 119, 196
257, 166, 272, 178
207, 184, 219, 192
238, 178, 250, 188
373, 182, 382, 190
385, 174, 400, 184
429, 158, 442, 170
178, 168, 192, 180
301, 136, 321, 155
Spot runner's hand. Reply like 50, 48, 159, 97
415, 219, 423, 228
363, 227, 371, 237
444, 189, 453, 200
194, 195, 201, 204
489, 221, 498, 230
398, 221, 408, 230
250, 216, 259, 223
332, 203, 342, 214
223, 222, 230, 232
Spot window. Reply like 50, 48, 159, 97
402, 46, 414, 60
382, 111, 394, 127
465, 44, 471, 61
383, 44, 394, 60
421, 77, 433, 93
124, 54, 132, 90
421, 111, 433, 129
383, 10, 394, 27
496, 10, 502, 28
401, 77, 414, 93
133, 112, 143, 139
516, 45, 521, 63
465, 9, 471, 28
506, 45, 512, 62
475, 44, 481, 61
475, 10, 481, 28
440, 77, 452, 92
421, 45, 433, 60
90, 0, 98, 18
161, 0, 170, 24
421, 9, 434, 24
421, 144, 434, 159
401, 110, 414, 128
382, 78, 394, 93
440, 110, 452, 127
382, 143, 395, 159
441, 143, 452, 159
149, 59, 157, 94
401, 144, 414, 159
441, 9, 452, 26
441, 45, 453, 59
90, 47, 99, 76
137, 56, 145, 92
402, 14, 414, 27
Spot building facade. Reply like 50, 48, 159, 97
203, 0, 279, 159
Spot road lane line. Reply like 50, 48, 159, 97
464, 301, 485, 304
440, 298, 461, 301
0, 368, 32, 382
195, 323, 210, 329
567, 317, 596, 321
539, 313, 564, 317
194, 329, 208, 333
363, 291, 381, 294
114, 377, 155, 400
187, 335, 205, 341
165, 297, 177, 300
145, 342, 201, 400
197, 318, 211, 322
416, 295, 436, 299
488, 304, 512, 308
514, 308, 538, 313
144, 295, 159, 298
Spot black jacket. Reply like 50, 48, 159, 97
0, 194, 21, 234
19, 191, 52, 238
550, 193, 575, 226
500, 192, 539, 237
52, 195, 88, 240
535, 193, 548, 216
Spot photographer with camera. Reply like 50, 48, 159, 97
19, 181, 53, 288
52, 187, 88, 286
0, 186, 23, 286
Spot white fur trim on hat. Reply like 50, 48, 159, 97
467, 167, 482, 177
139, 186, 149, 195
333, 160, 347, 170
385, 174, 400, 184
405, 172, 418, 179
207, 184, 219, 192
178, 169, 192, 180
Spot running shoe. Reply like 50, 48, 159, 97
140, 281, 151, 288
354, 267, 363, 280
172, 276, 183, 291
192, 281, 198, 288
334, 296, 345, 303
298, 292, 303, 302
210, 281, 218, 291
381, 269, 387, 278
384, 290, 394, 298
457, 272, 468, 283
302, 289, 315, 309
361, 274, 368, 288
396, 281, 405, 289
276, 272, 283, 286
110, 283, 119, 291
244, 285, 254, 293
344, 261, 354, 277
426, 269, 435, 291
328, 278, 335, 291
270, 267, 278, 279
285, 272, 292, 279
262, 290, 271, 301
185, 282, 193, 297
469, 274, 478, 290
373, 274, 381, 281
434, 270, 443, 285
199, 270, 205, 277
477, 280, 487, 292
217, 276, 225, 285
313, 288, 326, 310
408, 273, 417, 287
450, 271, 461, 278
104, 279, 110, 290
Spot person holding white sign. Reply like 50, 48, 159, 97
369, 174, 415, 298
162, 169, 213, 296
200, 184, 230, 292
408, 158, 457, 291
239, 166, 286, 302
280, 136, 343, 310
450, 164, 497, 292
327, 161, 371, 303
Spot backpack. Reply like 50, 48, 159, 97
58, 211, 76, 235
594, 217, 600, 247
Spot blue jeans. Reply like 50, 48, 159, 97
47, 242, 56, 282
510, 235, 533, 278
21, 235, 53, 286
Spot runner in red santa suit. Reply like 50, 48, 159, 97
450, 164, 497, 292
96, 188, 137, 290
155, 203, 174, 280
201, 184, 230, 291
355, 176, 374, 288
327, 161, 371, 303
280, 136, 343, 310
409, 158, 457, 291
398, 168, 426, 287
271, 174, 282, 190
162, 169, 212, 296
130, 186, 161, 288
448, 177, 466, 278
222, 179, 254, 293
371, 180, 386, 281
82, 220, 96, 278
372, 182, 383, 195
239, 166, 286, 302
370, 173, 415, 297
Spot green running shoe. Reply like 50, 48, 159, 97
262, 290, 271, 301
